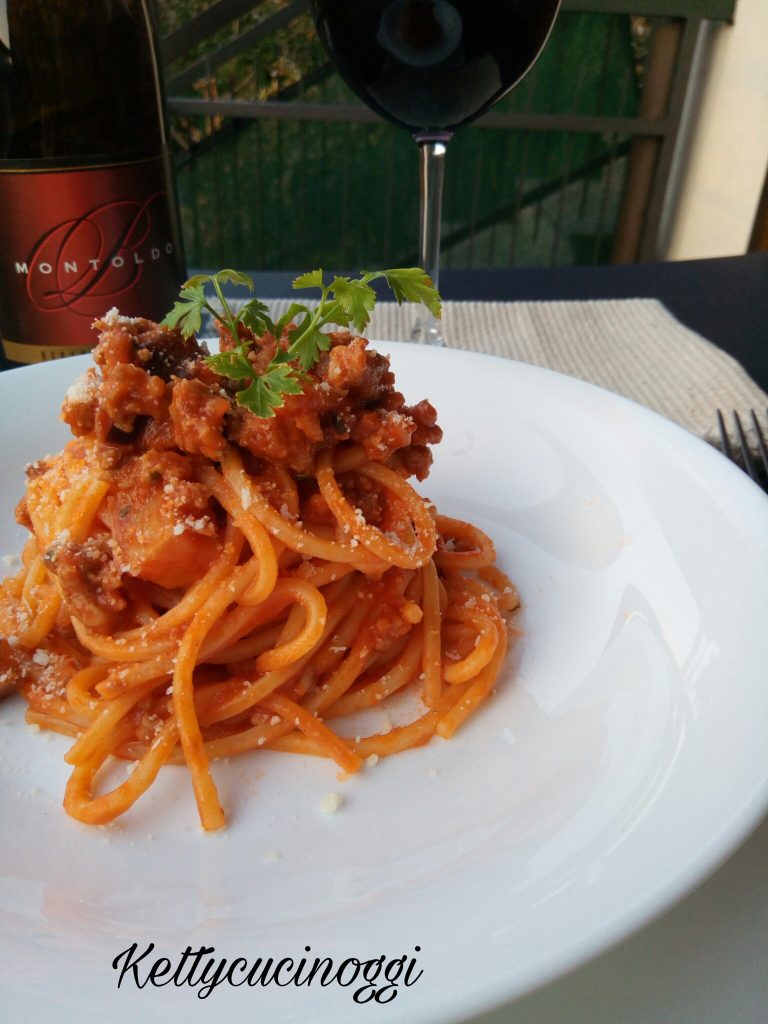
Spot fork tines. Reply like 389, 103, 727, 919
717, 408, 768, 490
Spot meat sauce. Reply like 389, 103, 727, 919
12, 313, 443, 634
62, 314, 441, 478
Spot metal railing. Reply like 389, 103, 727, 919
160, 0, 737, 268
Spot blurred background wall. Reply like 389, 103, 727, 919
666, 0, 768, 258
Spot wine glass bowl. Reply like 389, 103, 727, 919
312, 0, 562, 345
313, 0, 562, 134
315, 0, 561, 346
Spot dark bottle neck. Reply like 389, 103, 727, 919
1, 0, 167, 161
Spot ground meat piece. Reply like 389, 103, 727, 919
384, 402, 441, 480
14, 496, 31, 530
43, 534, 126, 632
106, 448, 194, 491
340, 474, 385, 526
228, 375, 341, 474
136, 415, 178, 451
361, 570, 414, 652
170, 378, 229, 459
230, 401, 322, 475
62, 318, 206, 441
395, 445, 434, 481
62, 361, 167, 440
16, 639, 83, 714
100, 363, 167, 434
92, 316, 205, 381
134, 323, 207, 381
323, 335, 368, 390
92, 322, 133, 369
351, 408, 415, 462
325, 334, 396, 403
407, 399, 442, 447
24, 456, 55, 480
61, 369, 101, 436
0, 638, 21, 696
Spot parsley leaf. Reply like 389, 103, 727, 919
205, 346, 255, 381
288, 324, 333, 372
274, 302, 310, 337
292, 269, 324, 291
330, 277, 377, 332
379, 268, 443, 319
238, 364, 304, 418
240, 298, 276, 337
162, 266, 442, 418
161, 271, 247, 341
215, 269, 254, 290
162, 284, 207, 338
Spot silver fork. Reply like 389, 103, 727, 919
716, 409, 768, 491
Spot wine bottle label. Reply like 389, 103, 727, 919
0, 152, 185, 364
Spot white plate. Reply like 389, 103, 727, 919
1, 343, 767, 1024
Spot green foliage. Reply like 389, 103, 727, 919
164, 5, 639, 269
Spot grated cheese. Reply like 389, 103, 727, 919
320, 791, 344, 814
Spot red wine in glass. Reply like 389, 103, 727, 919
312, 0, 562, 343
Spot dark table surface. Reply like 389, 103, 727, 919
237, 253, 768, 393
4, 254, 766, 391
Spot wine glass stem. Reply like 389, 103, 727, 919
411, 132, 451, 346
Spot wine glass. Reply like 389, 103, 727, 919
311, 0, 562, 345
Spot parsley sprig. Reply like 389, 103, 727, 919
161, 268, 442, 418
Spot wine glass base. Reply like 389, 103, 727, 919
409, 316, 446, 347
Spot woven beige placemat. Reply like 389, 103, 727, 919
229, 297, 768, 442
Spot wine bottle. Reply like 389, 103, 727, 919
0, 0, 185, 365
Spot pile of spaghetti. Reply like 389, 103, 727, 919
0, 308, 518, 831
